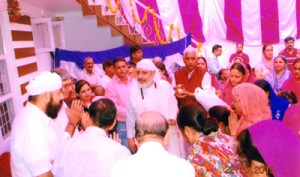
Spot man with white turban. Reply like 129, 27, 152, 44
126, 60, 184, 157
10, 71, 72, 177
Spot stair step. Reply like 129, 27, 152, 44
111, 25, 129, 36
81, 0, 94, 16
79, 0, 154, 46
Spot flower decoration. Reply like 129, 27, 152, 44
7, 0, 21, 22
106, 0, 120, 14
132, 6, 150, 24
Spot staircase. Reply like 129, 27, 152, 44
78, 0, 154, 46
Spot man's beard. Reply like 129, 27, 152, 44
45, 97, 63, 119
137, 79, 153, 89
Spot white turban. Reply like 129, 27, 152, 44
26, 71, 62, 96
136, 59, 161, 83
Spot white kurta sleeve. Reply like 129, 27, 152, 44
168, 84, 179, 120
126, 91, 136, 138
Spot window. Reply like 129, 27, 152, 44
52, 21, 65, 49
0, 60, 10, 96
0, 99, 14, 140
31, 18, 55, 53
0, 11, 19, 154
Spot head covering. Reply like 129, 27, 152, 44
249, 120, 300, 176
265, 56, 291, 93
283, 103, 300, 138
232, 83, 272, 133
266, 81, 290, 121
222, 64, 247, 107
136, 59, 161, 83
26, 71, 62, 96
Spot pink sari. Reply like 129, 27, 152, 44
232, 83, 272, 133
221, 64, 248, 107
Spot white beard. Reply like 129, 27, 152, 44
137, 80, 153, 89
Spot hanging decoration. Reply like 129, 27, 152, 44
152, 9, 174, 45
177, 27, 180, 40
197, 42, 202, 56
132, 6, 150, 25
129, 0, 133, 7
106, 0, 121, 14
7, 0, 21, 22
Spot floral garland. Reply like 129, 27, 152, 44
177, 26, 180, 40
197, 42, 202, 56
7, 0, 21, 22
132, 6, 150, 24
106, 0, 120, 14
152, 9, 174, 45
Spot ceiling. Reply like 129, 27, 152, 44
23, 0, 81, 13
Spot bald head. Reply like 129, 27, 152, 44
135, 111, 169, 143
84, 57, 94, 73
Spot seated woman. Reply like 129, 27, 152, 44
265, 55, 291, 94
254, 44, 274, 80
208, 105, 231, 135
254, 80, 290, 121
237, 120, 300, 177
230, 83, 271, 135
282, 58, 300, 101
198, 56, 222, 97
245, 63, 256, 83
177, 105, 245, 176
221, 63, 247, 107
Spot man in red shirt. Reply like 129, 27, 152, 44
279, 36, 298, 60
228, 42, 250, 64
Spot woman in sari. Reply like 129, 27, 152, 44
254, 45, 274, 80
282, 58, 300, 101
177, 105, 245, 176
229, 83, 272, 135
221, 63, 247, 107
198, 57, 222, 97
265, 55, 291, 94
254, 80, 290, 121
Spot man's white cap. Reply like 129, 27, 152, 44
136, 59, 161, 82
26, 71, 62, 96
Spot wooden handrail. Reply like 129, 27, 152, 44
81, 0, 141, 45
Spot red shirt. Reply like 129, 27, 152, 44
229, 53, 250, 64
279, 48, 298, 60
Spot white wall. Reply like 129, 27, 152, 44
0, 0, 6, 11
55, 11, 124, 51
19, 0, 55, 18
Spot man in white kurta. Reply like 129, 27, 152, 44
112, 111, 195, 177
54, 98, 130, 177
79, 57, 104, 95
126, 59, 183, 157
10, 72, 64, 177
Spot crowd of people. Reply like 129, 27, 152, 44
9, 36, 300, 177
